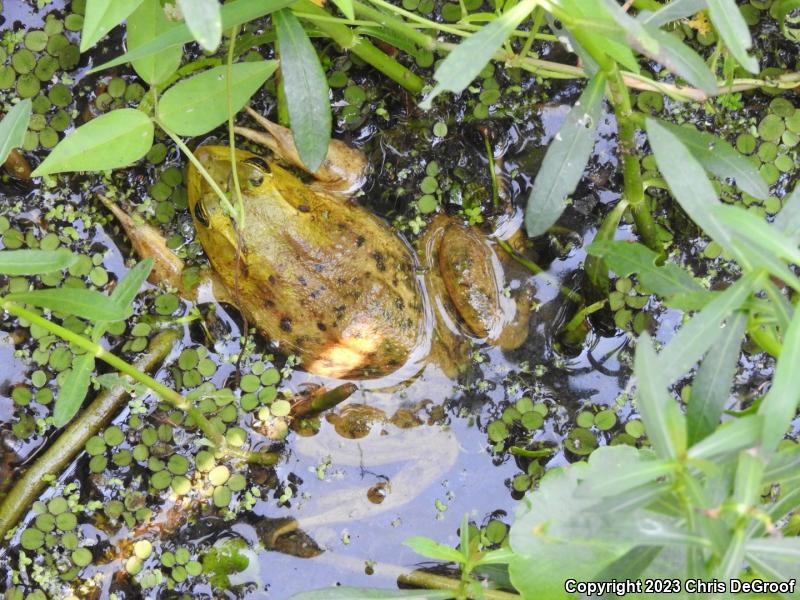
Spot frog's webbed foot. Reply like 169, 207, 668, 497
234, 106, 367, 195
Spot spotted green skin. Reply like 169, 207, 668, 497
188, 146, 423, 379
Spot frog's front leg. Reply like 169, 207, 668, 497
234, 106, 367, 194
100, 196, 233, 305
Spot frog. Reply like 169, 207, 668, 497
107, 106, 532, 381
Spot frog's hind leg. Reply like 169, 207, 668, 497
234, 106, 367, 194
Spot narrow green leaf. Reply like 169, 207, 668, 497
764, 445, 800, 483
288, 589, 454, 600
177, 0, 222, 52
403, 537, 466, 564
80, 0, 145, 52
590, 546, 662, 586
758, 304, 800, 454
32, 109, 154, 176
275, 9, 331, 172
641, 0, 707, 27
746, 538, 800, 560
111, 259, 153, 307
706, 0, 758, 73
652, 119, 768, 199
660, 272, 758, 384
634, 334, 687, 460
330, 0, 355, 20
580, 456, 674, 498
587, 240, 703, 297
687, 312, 747, 444
773, 184, 800, 242
475, 547, 515, 566
719, 529, 746, 581
127, 0, 183, 85
714, 204, 800, 266
89, 0, 296, 74
157, 61, 278, 136
53, 353, 94, 427
604, 0, 717, 93
688, 415, 762, 460
524, 73, 606, 237
0, 249, 77, 275
733, 449, 765, 508
0, 99, 32, 165
420, 0, 537, 108
6, 288, 131, 322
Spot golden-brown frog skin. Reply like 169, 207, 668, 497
182, 114, 530, 380
187, 146, 424, 380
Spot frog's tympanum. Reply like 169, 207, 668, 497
112, 107, 531, 380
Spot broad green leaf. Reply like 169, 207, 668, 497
0, 99, 32, 165
53, 353, 94, 427
714, 204, 800, 266
590, 546, 662, 588
688, 415, 761, 460
707, 0, 757, 73
6, 288, 131, 322
0, 248, 76, 275
330, 0, 355, 20
773, 184, 800, 242
660, 271, 758, 384
587, 240, 703, 297
288, 588, 454, 600
604, 0, 717, 93
177, 0, 222, 52
758, 304, 800, 454
127, 0, 182, 85
275, 9, 331, 172
32, 109, 154, 176
524, 74, 606, 237
640, 0, 707, 27
420, 0, 537, 108
635, 334, 687, 460
89, 0, 296, 73
578, 446, 673, 498
157, 61, 278, 136
80, 0, 145, 52
687, 312, 747, 445
651, 119, 768, 199
403, 537, 465, 564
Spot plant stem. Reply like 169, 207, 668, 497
226, 27, 246, 227
0, 330, 177, 541
585, 199, 629, 291
495, 238, 583, 303
2, 300, 278, 465
398, 570, 521, 599
156, 119, 239, 221
294, 0, 424, 93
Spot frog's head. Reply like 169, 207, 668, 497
186, 145, 272, 249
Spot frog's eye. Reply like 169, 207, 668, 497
242, 157, 268, 188
193, 200, 210, 227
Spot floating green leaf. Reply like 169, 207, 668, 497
525, 73, 605, 237
177, 0, 222, 52
127, 0, 182, 85
157, 61, 278, 136
0, 99, 32, 165
0, 248, 76, 275
32, 109, 154, 176
6, 288, 131, 322
80, 0, 145, 52
687, 312, 747, 445
634, 334, 686, 460
275, 8, 331, 172
89, 0, 296, 73
706, 0, 758, 73
420, 0, 537, 109
586, 240, 703, 297
651, 119, 768, 199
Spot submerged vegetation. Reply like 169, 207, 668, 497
1, 0, 800, 597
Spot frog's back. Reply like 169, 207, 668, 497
208, 167, 425, 379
